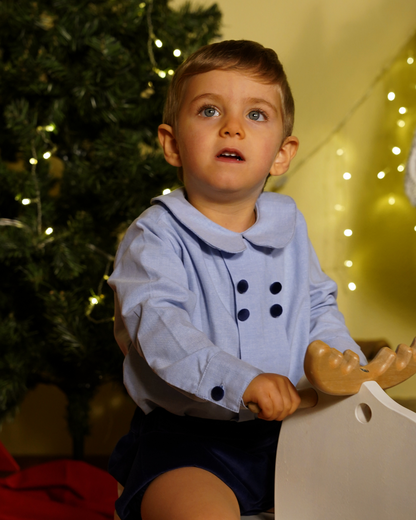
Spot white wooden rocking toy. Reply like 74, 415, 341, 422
116, 338, 416, 520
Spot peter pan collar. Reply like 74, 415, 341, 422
151, 188, 297, 254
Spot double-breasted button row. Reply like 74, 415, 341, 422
236, 279, 283, 320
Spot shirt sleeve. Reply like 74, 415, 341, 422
108, 216, 262, 413
308, 240, 367, 365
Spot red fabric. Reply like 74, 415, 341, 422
0, 441, 20, 473
0, 449, 118, 519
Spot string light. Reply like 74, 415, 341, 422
344, 260, 353, 267
392, 147, 401, 155
158, 70, 166, 78
45, 124, 55, 132
168, 69, 174, 75
343, 172, 352, 180
43, 151, 51, 159
344, 229, 353, 237
388, 196, 396, 205
45, 227, 53, 235
348, 283, 357, 291
162, 189, 171, 195
139, 2, 146, 7
334, 204, 344, 211
155, 39, 163, 48
22, 198, 31, 205
397, 120, 406, 127
408, 57, 414, 65
387, 92, 396, 100
29, 158, 38, 165
336, 148, 344, 156
397, 164, 405, 172
398, 107, 407, 114
377, 171, 386, 179
173, 49, 181, 57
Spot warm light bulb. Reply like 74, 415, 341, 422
397, 120, 405, 127
348, 283, 357, 291
22, 198, 31, 205
336, 148, 344, 156
158, 70, 166, 78
399, 107, 407, 114
343, 172, 351, 180
377, 171, 385, 179
29, 158, 38, 165
397, 164, 405, 172
162, 189, 171, 195
344, 229, 353, 237
388, 197, 396, 205
43, 151, 51, 159
155, 39, 163, 48
45, 227, 53, 235
408, 57, 415, 65
45, 124, 55, 132
344, 260, 353, 267
90, 297, 99, 305
173, 49, 181, 57
392, 147, 401, 155
168, 69, 174, 75
387, 92, 395, 101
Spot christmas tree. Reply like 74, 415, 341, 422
0, 0, 221, 459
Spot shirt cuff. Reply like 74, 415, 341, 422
196, 351, 263, 413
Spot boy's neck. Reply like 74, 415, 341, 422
185, 191, 257, 232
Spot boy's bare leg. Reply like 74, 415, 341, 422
141, 467, 241, 520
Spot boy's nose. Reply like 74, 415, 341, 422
219, 116, 245, 139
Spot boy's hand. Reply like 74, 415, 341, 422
243, 374, 301, 421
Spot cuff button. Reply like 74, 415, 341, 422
211, 386, 225, 401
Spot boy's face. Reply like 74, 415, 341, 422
159, 69, 298, 206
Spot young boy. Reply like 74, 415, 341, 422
108, 40, 366, 520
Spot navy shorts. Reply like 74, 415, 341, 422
109, 407, 281, 519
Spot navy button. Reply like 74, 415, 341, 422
270, 282, 282, 294
211, 386, 225, 401
238, 308, 250, 321
237, 280, 249, 293
270, 304, 283, 318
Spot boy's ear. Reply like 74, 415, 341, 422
158, 124, 182, 167
269, 136, 299, 177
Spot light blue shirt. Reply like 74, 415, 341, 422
108, 188, 366, 421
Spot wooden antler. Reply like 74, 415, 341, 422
247, 337, 416, 415
305, 338, 416, 395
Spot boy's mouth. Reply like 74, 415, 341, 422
216, 148, 245, 162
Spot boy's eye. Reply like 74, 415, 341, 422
200, 107, 219, 118
248, 110, 266, 121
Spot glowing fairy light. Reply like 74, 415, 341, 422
387, 92, 396, 101
344, 260, 353, 267
45, 124, 55, 132
343, 172, 351, 180
173, 49, 181, 57
392, 147, 401, 155
334, 204, 344, 211
397, 120, 405, 127
377, 171, 385, 179
399, 107, 407, 114
90, 297, 99, 305
348, 283, 357, 291
29, 158, 38, 165
22, 198, 31, 205
162, 189, 171, 195
397, 164, 405, 172
408, 57, 414, 65
139, 2, 146, 7
336, 149, 344, 156
43, 151, 51, 159
45, 227, 53, 235
158, 70, 167, 78
388, 196, 396, 205
344, 229, 353, 237
155, 39, 163, 48
168, 69, 174, 75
